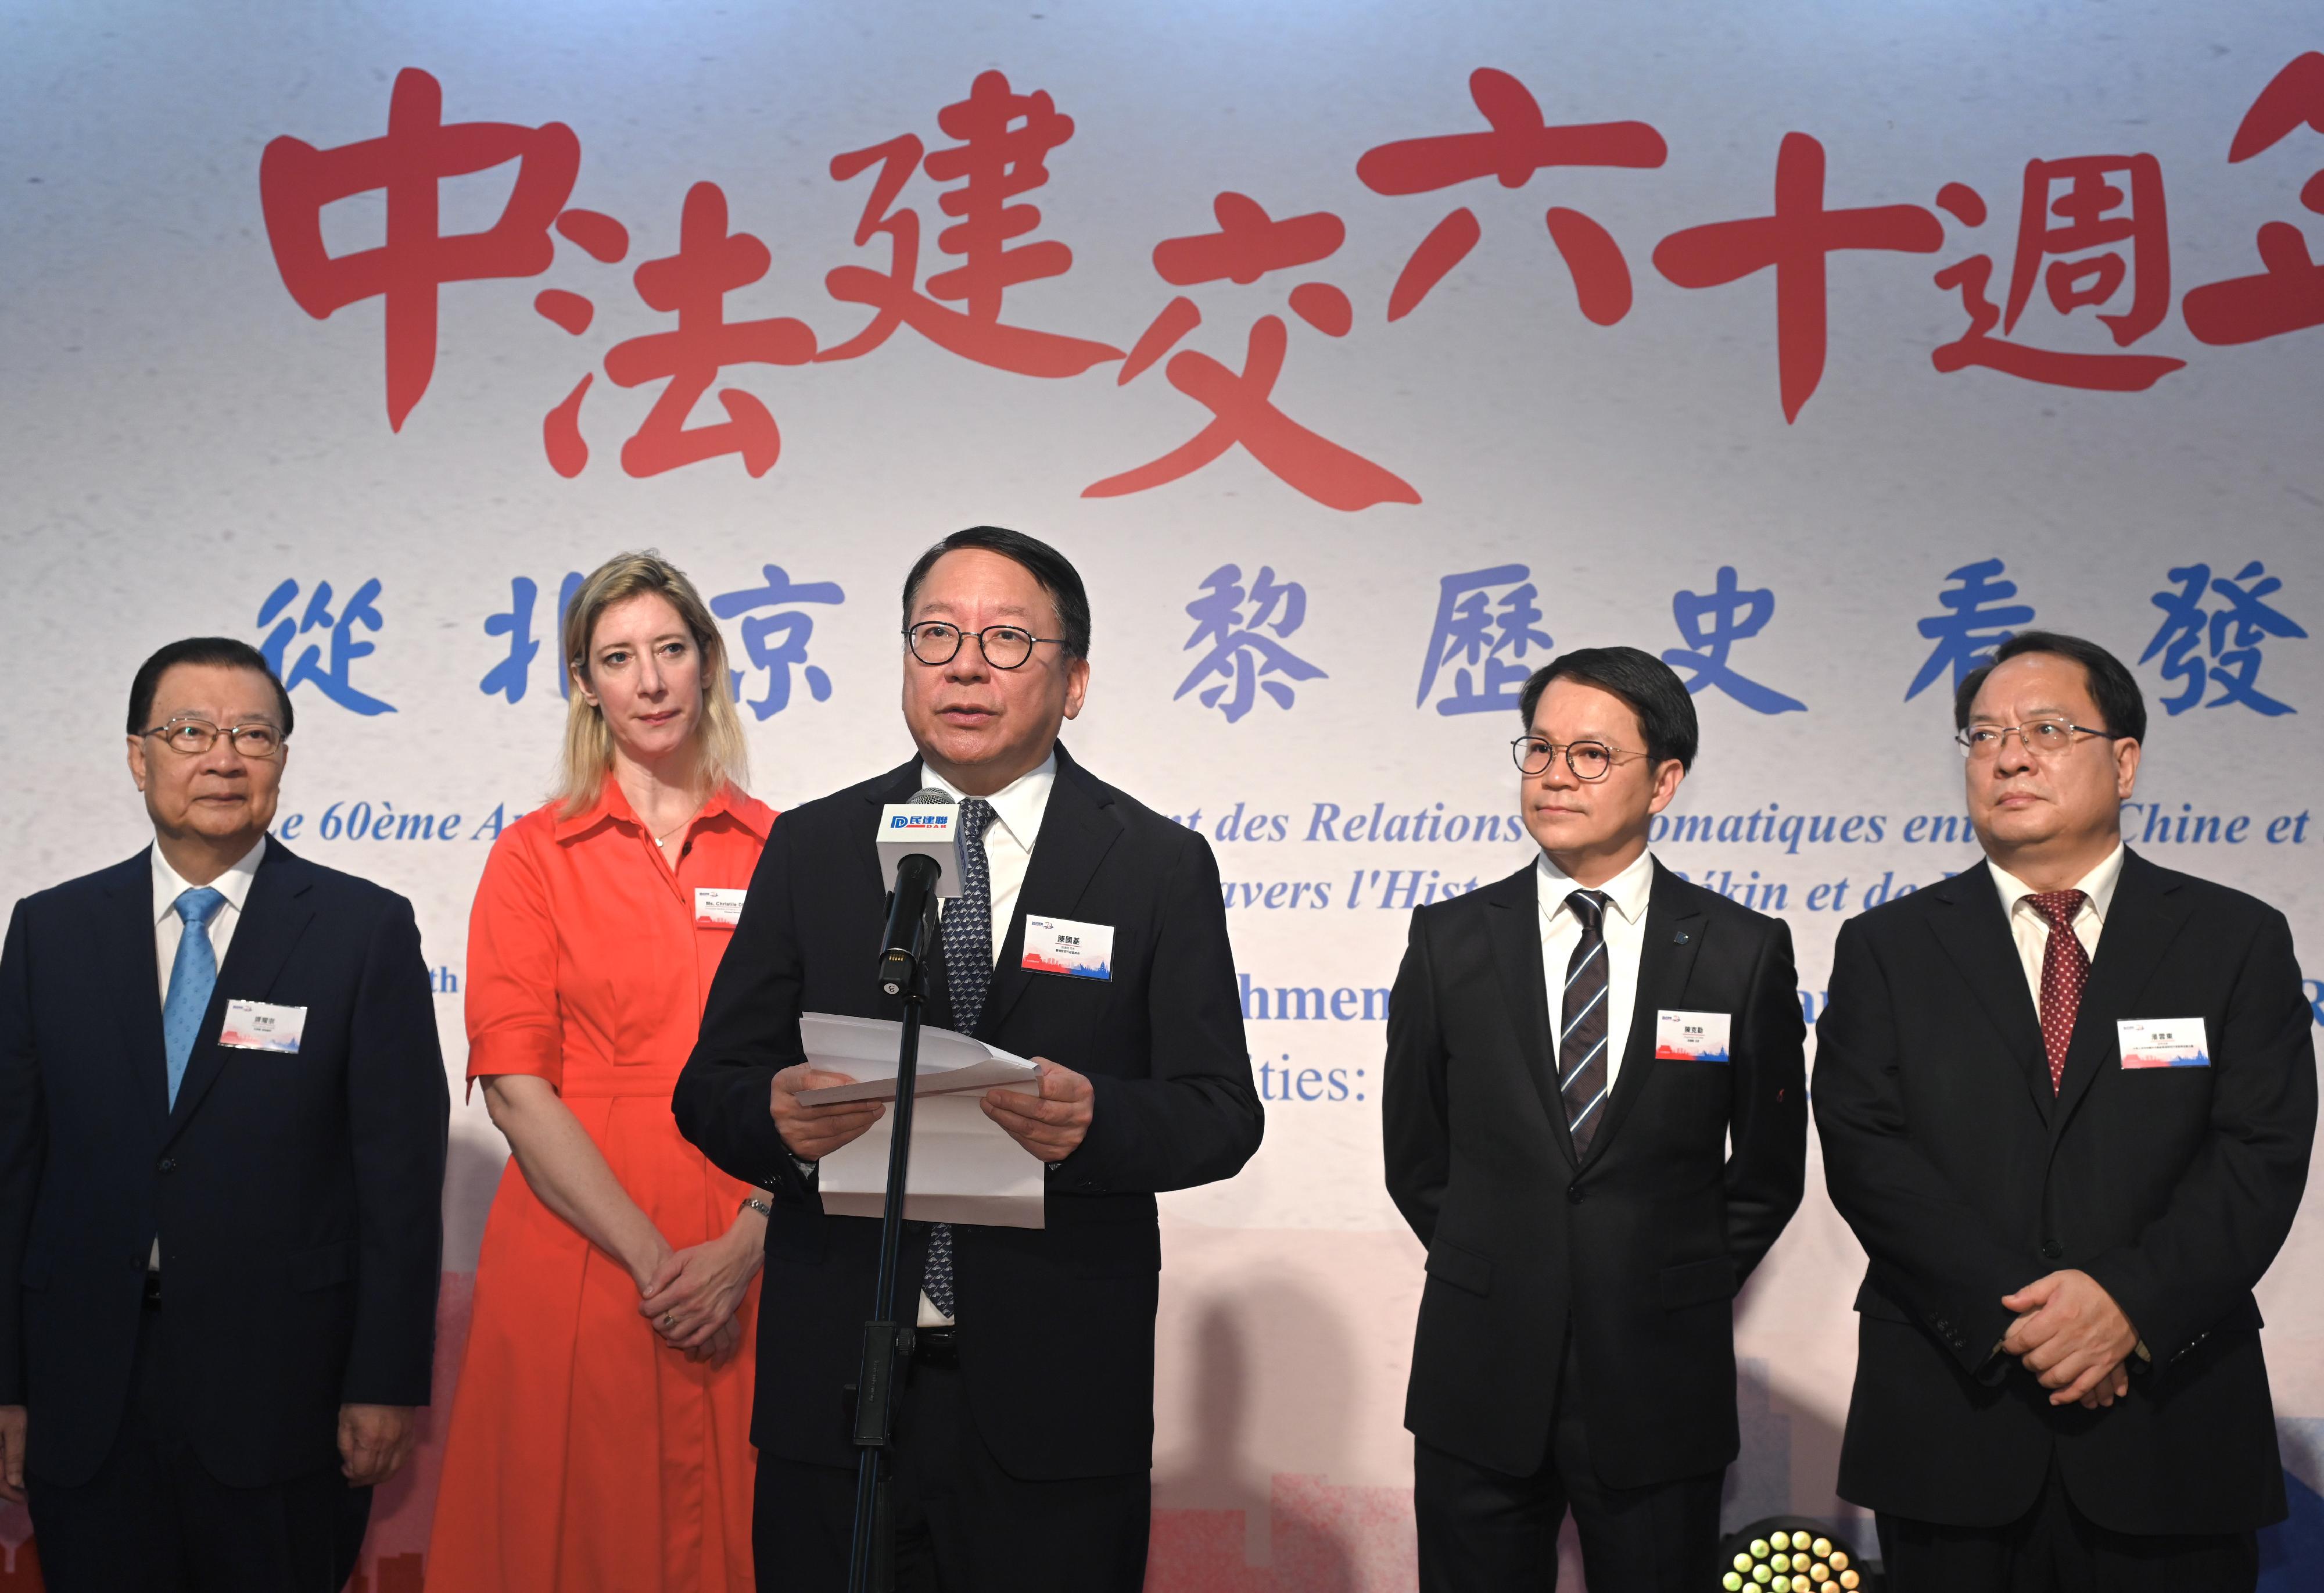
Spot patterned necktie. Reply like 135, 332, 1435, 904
2028, 889, 2090, 1095
922, 797, 995, 1320
1558, 889, 1612, 1157
163, 887, 227, 1108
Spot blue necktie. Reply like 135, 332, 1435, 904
922, 798, 995, 1320
163, 887, 227, 1108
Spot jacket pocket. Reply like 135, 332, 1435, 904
1852, 1276, 1913, 1323
1658, 1255, 1738, 1310
1425, 1238, 1494, 1298
288, 1241, 357, 1292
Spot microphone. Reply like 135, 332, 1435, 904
876, 789, 962, 996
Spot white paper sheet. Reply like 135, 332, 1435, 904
800, 1012, 1046, 1229
794, 1012, 1039, 1103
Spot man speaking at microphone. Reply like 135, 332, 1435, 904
674, 525, 1263, 1593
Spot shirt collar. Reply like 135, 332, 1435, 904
918, 750, 1057, 853
1988, 842, 2126, 923
1536, 846, 1655, 928
151, 834, 266, 925
553, 778, 772, 843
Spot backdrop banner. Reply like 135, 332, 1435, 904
5, 3, 2323, 1588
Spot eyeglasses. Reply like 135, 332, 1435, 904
1509, 737, 1644, 782
1956, 719, 2115, 761
139, 718, 286, 758
903, 622, 1067, 670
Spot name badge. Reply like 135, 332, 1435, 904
1654, 1009, 1731, 1063
1021, 915, 1114, 980
2118, 1017, 2210, 1068
694, 887, 747, 929
220, 1000, 307, 1053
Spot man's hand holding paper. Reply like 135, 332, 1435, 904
769, 1061, 886, 1161
981, 1058, 1093, 1161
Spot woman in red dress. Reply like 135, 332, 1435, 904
428, 552, 772, 1593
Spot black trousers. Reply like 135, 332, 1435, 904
1414, 1333, 1723, 1593
754, 1351, 1149, 1593
25, 1296, 370, 1593
1876, 1457, 2259, 1593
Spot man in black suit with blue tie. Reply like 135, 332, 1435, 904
1383, 647, 1807, 1592
676, 527, 1263, 1593
0, 636, 449, 1592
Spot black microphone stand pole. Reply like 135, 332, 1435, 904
847, 887, 940, 1593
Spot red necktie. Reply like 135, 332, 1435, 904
2028, 890, 2090, 1094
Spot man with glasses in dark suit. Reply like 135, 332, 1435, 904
0, 636, 447, 1591
1816, 631, 2315, 1592
676, 526, 1263, 1593
1384, 646, 1807, 1592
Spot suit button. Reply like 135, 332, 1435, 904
2041, 1240, 2063, 1260
1566, 1183, 1584, 1205
157, 1157, 177, 1174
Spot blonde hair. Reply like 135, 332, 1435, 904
554, 552, 750, 816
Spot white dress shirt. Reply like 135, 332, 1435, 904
1988, 843, 2124, 1012
1537, 847, 1655, 1102
920, 751, 1057, 967
152, 835, 266, 1008
149, 833, 266, 1267
912, 753, 1057, 1325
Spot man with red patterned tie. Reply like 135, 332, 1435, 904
1816, 631, 2316, 1592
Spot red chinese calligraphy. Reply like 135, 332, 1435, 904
818, 71, 1121, 376
1654, 132, 1944, 421
1357, 68, 1666, 323
1929, 161, 2184, 391
561, 182, 820, 479
1086, 195, 1417, 512
260, 68, 586, 430
2182, 52, 2324, 346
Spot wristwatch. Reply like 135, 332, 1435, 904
739, 1195, 774, 1219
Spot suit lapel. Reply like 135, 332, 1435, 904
975, 744, 1122, 1040
2050, 850, 2190, 1135
1924, 864, 2054, 1126
103, 853, 171, 1128
163, 842, 315, 1145
1483, 864, 1575, 1170
1584, 861, 1705, 1166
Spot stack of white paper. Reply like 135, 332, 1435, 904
799, 1012, 1046, 1229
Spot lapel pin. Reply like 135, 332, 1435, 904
1673, 930, 1690, 944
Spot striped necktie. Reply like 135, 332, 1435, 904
1558, 889, 1612, 1157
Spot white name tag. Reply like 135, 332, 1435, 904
220, 1000, 307, 1053
694, 886, 748, 928
1655, 1009, 1732, 1063
1021, 915, 1114, 980
2118, 1017, 2210, 1069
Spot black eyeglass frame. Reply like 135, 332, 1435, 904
902, 622, 1070, 670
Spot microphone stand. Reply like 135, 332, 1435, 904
847, 886, 940, 1593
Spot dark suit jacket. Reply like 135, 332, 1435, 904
0, 840, 449, 1488
1813, 849, 2315, 1534
673, 744, 1263, 1480
1383, 857, 1807, 1486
